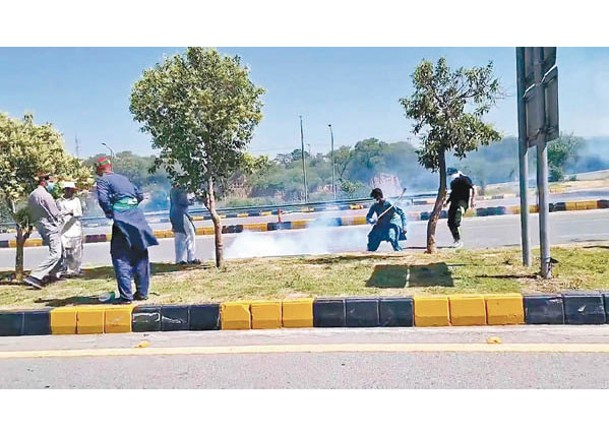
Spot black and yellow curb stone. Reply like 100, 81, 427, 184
1, 293, 608, 336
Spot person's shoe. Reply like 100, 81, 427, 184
133, 293, 149, 301
177, 261, 188, 266
451, 240, 464, 249
111, 297, 132, 305
188, 259, 202, 265
23, 275, 44, 290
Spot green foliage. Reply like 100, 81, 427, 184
399, 58, 503, 172
130, 47, 265, 267
0, 112, 94, 219
129, 47, 265, 201
547, 133, 585, 182
0, 112, 94, 276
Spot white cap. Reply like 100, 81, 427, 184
62, 181, 76, 189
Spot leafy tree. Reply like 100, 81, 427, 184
547, 133, 585, 182
333, 145, 354, 179
130, 47, 264, 267
400, 58, 502, 253
347, 138, 389, 184
0, 113, 93, 279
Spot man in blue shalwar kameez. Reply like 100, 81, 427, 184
95, 156, 158, 304
366, 188, 407, 252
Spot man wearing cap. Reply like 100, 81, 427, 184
366, 188, 407, 252
95, 156, 159, 304
444, 168, 476, 249
56, 181, 84, 277
23, 174, 64, 289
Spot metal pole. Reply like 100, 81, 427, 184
328, 124, 336, 200
101, 142, 115, 159
299, 116, 308, 203
515, 48, 531, 267
533, 47, 552, 278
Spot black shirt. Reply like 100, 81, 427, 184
448, 175, 474, 204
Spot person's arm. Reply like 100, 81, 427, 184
395, 205, 407, 230
96, 178, 113, 219
470, 187, 476, 208
73, 198, 83, 218
134, 184, 145, 203
366, 204, 376, 224
43, 193, 62, 222
177, 190, 190, 208
444, 182, 453, 207
466, 177, 476, 208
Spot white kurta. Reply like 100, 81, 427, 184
56, 197, 83, 248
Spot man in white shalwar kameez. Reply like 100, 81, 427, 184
56, 181, 84, 277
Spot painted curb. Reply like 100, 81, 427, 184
3, 293, 608, 337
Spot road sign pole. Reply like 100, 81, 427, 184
516, 48, 531, 267
533, 47, 552, 278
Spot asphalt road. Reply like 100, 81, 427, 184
2, 326, 609, 388
1, 209, 608, 270
2, 189, 608, 241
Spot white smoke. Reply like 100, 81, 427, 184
225, 224, 372, 259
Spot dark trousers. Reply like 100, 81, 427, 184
110, 225, 150, 300
367, 224, 402, 252
448, 200, 469, 241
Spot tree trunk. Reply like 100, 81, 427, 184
205, 177, 224, 268
426, 149, 448, 254
15, 224, 32, 280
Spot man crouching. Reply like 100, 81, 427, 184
366, 188, 407, 252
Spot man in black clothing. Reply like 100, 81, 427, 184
444, 168, 475, 248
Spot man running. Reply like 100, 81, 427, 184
444, 167, 475, 249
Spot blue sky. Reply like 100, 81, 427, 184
1, 47, 608, 158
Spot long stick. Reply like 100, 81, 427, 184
373, 188, 407, 223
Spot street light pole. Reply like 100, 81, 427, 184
101, 142, 115, 159
328, 124, 336, 200
299, 116, 308, 203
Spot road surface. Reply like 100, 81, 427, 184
2, 326, 609, 388
2, 189, 607, 241
1, 209, 608, 270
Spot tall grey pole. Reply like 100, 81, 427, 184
516, 48, 531, 267
328, 124, 336, 200
101, 142, 115, 159
533, 47, 552, 278
299, 116, 308, 203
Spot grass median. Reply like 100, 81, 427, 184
1, 242, 608, 309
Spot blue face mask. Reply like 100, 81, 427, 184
45, 182, 55, 192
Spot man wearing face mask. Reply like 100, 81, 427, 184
366, 188, 407, 252
444, 167, 476, 249
23, 173, 65, 289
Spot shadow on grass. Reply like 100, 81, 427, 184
34, 295, 109, 307
307, 254, 403, 265
366, 263, 454, 288
78, 262, 208, 280
475, 273, 537, 279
